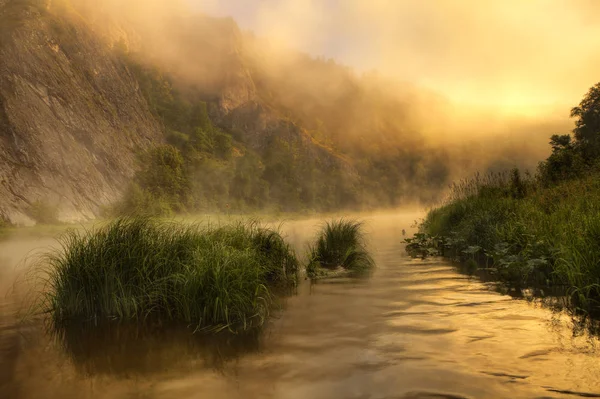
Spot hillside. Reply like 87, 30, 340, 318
0, 0, 162, 224
0, 0, 555, 224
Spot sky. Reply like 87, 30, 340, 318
190, 0, 600, 117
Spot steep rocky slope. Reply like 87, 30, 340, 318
0, 0, 162, 224
0, 0, 357, 223
1, 0, 534, 222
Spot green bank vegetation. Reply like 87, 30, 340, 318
108, 34, 455, 217
406, 82, 600, 318
40, 217, 374, 332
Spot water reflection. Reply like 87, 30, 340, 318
3, 212, 600, 398
52, 322, 263, 376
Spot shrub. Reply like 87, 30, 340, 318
115, 145, 190, 216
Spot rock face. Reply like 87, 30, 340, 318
0, 1, 162, 224
0, 0, 359, 224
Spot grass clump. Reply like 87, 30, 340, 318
41, 218, 298, 332
307, 219, 374, 278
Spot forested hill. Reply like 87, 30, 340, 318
0, 0, 550, 224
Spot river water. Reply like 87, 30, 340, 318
2, 212, 600, 399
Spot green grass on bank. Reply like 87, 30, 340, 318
40, 218, 299, 332
407, 82, 600, 319
409, 172, 600, 316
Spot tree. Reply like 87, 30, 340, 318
538, 134, 583, 185
549, 134, 572, 152
136, 145, 190, 210
537, 84, 600, 185
571, 83, 600, 159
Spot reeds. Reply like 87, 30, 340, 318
445, 169, 536, 203
307, 219, 374, 277
40, 218, 298, 332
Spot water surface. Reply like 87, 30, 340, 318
1, 213, 600, 399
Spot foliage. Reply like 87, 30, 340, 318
408, 171, 600, 316
41, 218, 298, 332
406, 80, 600, 317
538, 82, 600, 184
118, 53, 362, 214
111, 45, 458, 215
114, 145, 190, 216
308, 219, 374, 277
571, 83, 600, 159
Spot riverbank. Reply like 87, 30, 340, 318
407, 171, 600, 318
406, 83, 600, 319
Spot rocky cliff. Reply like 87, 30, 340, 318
0, 0, 466, 223
0, 0, 163, 224
0, 0, 358, 224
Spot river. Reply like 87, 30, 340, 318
1, 212, 600, 398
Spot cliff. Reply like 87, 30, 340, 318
0, 0, 163, 224
0, 0, 455, 223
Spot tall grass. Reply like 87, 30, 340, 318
308, 219, 374, 277
445, 169, 535, 203
417, 173, 600, 317
40, 218, 298, 332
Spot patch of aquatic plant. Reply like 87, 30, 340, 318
307, 219, 374, 278
404, 232, 443, 259
40, 218, 298, 332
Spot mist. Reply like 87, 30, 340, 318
200, 0, 600, 113
197, 0, 599, 172
54, 0, 596, 207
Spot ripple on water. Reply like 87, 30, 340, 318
3, 214, 600, 399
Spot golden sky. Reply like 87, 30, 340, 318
197, 0, 600, 116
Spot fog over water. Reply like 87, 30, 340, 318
1, 213, 600, 398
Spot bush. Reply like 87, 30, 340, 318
41, 218, 299, 332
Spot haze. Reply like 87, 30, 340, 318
198, 0, 600, 117
62, 0, 596, 190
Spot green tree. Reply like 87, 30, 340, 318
136, 145, 190, 211
572, 83, 600, 159
230, 151, 268, 207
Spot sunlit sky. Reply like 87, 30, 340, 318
189, 0, 600, 117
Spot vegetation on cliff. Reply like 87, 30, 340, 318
0, 0, 548, 222
112, 52, 362, 216
407, 83, 600, 318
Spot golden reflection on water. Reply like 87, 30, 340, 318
1, 212, 600, 399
